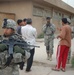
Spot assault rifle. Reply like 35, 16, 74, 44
0, 36, 40, 55
0, 36, 40, 69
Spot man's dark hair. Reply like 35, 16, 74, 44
46, 17, 51, 20
23, 18, 27, 22
62, 18, 67, 24
17, 19, 22, 25
27, 18, 32, 24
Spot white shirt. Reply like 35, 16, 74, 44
21, 24, 37, 49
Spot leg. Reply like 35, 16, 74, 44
62, 46, 69, 69
67, 49, 71, 64
46, 46, 50, 60
56, 45, 65, 69
12, 65, 19, 75
26, 48, 35, 72
44, 38, 49, 60
0, 67, 12, 75
49, 40, 53, 61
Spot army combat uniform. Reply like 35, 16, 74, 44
43, 23, 56, 60
66, 18, 74, 64
0, 19, 30, 75
0, 34, 26, 56
0, 34, 30, 75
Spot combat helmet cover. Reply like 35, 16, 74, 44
2, 19, 17, 30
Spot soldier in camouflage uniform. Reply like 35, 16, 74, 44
0, 19, 30, 75
67, 18, 74, 64
43, 17, 56, 61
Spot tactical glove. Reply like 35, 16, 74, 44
19, 61, 24, 70
5, 54, 13, 66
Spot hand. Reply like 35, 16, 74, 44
4, 54, 13, 66
19, 61, 24, 70
57, 27, 61, 31
57, 36, 60, 39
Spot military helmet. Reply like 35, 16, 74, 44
2, 18, 17, 30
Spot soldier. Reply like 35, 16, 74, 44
66, 18, 71, 64
0, 19, 30, 75
67, 18, 74, 64
43, 17, 56, 61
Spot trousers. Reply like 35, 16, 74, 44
0, 65, 19, 75
56, 45, 69, 69
26, 48, 35, 71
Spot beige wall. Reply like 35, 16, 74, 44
32, 1, 74, 35
44, 0, 74, 14
32, 16, 43, 35
0, 1, 33, 21
0, 0, 74, 36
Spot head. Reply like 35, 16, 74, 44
62, 18, 71, 26
27, 18, 32, 25
23, 18, 27, 25
17, 19, 23, 26
46, 17, 51, 24
2, 18, 16, 37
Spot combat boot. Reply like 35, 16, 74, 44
49, 54, 52, 61
47, 55, 49, 60
47, 53, 49, 60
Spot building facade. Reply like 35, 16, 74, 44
0, 0, 74, 35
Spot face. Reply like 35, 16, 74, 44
3, 28, 14, 37
22, 21, 27, 26
19, 22, 23, 26
62, 22, 65, 26
46, 19, 50, 23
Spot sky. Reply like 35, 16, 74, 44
62, 0, 74, 8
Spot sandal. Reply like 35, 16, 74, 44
61, 68, 66, 72
52, 67, 60, 71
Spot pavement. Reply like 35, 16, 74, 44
19, 38, 74, 75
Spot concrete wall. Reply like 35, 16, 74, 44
32, 1, 74, 35
0, 0, 33, 21
0, 0, 74, 36
44, 0, 74, 14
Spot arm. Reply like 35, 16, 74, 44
57, 27, 62, 31
51, 24, 56, 33
57, 26, 66, 39
42, 24, 48, 33
32, 28, 37, 38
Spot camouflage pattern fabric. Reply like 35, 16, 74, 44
0, 65, 19, 75
2, 19, 17, 31
0, 51, 19, 75
43, 23, 56, 54
0, 33, 30, 75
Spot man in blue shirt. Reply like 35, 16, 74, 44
17, 19, 23, 35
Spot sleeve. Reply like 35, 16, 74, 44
33, 28, 37, 38
42, 24, 47, 33
58, 26, 66, 39
17, 26, 21, 34
51, 24, 56, 33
